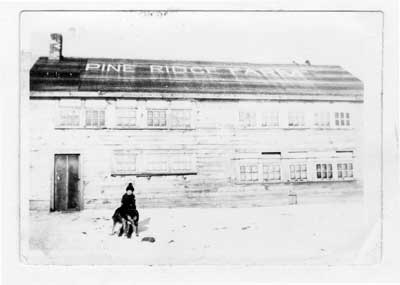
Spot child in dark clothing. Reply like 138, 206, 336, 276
118, 182, 139, 237
121, 182, 137, 217
111, 182, 139, 237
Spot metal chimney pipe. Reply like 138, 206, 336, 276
49, 33, 63, 61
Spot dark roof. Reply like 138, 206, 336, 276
30, 57, 363, 101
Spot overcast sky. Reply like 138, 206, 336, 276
20, 11, 382, 83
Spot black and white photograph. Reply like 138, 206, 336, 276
18, 10, 385, 266
0, 2, 395, 282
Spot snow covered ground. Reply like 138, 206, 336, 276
26, 200, 379, 265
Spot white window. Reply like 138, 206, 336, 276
116, 107, 137, 127
288, 112, 305, 127
59, 107, 80, 127
316, 163, 333, 180
289, 164, 307, 181
113, 150, 137, 174
146, 155, 168, 172
239, 112, 257, 128
85, 109, 105, 128
334, 112, 351, 127
144, 152, 195, 173
239, 165, 258, 182
171, 109, 191, 128
147, 109, 167, 127
261, 112, 279, 127
170, 154, 193, 171
314, 112, 330, 127
262, 164, 281, 181
337, 163, 354, 179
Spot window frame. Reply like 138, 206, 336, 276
57, 106, 82, 127
146, 108, 168, 128
262, 164, 281, 182
313, 112, 331, 128
239, 164, 259, 182
288, 111, 306, 128
115, 107, 137, 128
337, 162, 354, 180
239, 111, 257, 128
112, 150, 138, 175
289, 163, 308, 181
334, 112, 351, 128
315, 163, 334, 180
84, 108, 106, 128
170, 109, 192, 129
261, 111, 279, 128
143, 152, 196, 174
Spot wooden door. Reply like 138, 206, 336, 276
54, 154, 81, 211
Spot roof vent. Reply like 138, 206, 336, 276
49, 33, 63, 61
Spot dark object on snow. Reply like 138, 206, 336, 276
82, 231, 87, 235
121, 193, 136, 211
142, 237, 156, 243
111, 206, 139, 238
241, 226, 250, 230
126, 183, 135, 192
168, 240, 174, 243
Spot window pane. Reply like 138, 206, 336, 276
171, 109, 191, 128
263, 164, 280, 181
116, 108, 136, 127
85, 110, 104, 127
60, 107, 80, 126
85, 111, 91, 126
240, 112, 256, 127
99, 111, 105, 126
289, 112, 300, 127
290, 164, 306, 180
148, 109, 167, 127
114, 151, 137, 173
301, 168, 307, 179
290, 165, 295, 179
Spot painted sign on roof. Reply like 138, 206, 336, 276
30, 57, 363, 100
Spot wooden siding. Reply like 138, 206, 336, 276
29, 98, 363, 209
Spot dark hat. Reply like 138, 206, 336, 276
126, 183, 134, 191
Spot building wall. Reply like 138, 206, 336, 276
29, 96, 363, 210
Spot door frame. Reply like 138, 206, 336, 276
52, 153, 84, 211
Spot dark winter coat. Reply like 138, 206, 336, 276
121, 193, 137, 211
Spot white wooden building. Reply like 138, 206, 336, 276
29, 34, 363, 211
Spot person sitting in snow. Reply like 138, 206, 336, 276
111, 182, 139, 237
121, 182, 137, 218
